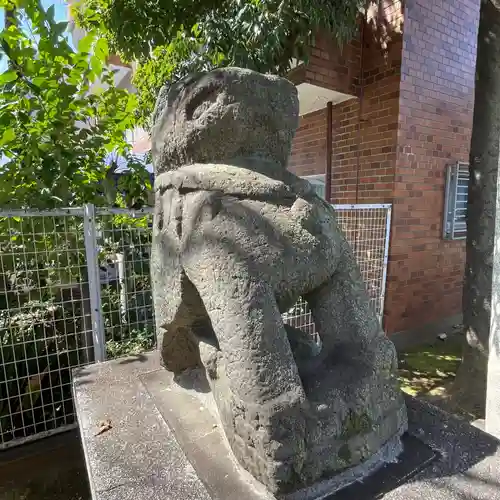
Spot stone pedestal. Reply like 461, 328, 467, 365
74, 353, 500, 500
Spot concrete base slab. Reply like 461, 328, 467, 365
141, 368, 405, 500
73, 353, 500, 500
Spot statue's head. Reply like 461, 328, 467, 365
151, 67, 299, 174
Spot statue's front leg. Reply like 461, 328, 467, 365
306, 242, 383, 357
180, 193, 310, 493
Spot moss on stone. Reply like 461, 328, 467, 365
340, 410, 373, 439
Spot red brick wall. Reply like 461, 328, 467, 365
288, 33, 360, 95
304, 34, 360, 95
289, 6, 402, 205
288, 0, 480, 336
330, 98, 359, 202
384, 0, 479, 333
287, 31, 360, 191
332, 29, 402, 204
289, 109, 328, 178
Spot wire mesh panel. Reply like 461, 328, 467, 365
95, 208, 155, 359
282, 204, 391, 341
0, 209, 92, 449
336, 205, 391, 319
94, 204, 392, 357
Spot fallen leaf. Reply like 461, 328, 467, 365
95, 419, 112, 436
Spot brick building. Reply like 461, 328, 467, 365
288, 0, 479, 336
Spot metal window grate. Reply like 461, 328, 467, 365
443, 162, 469, 240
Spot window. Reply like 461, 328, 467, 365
301, 174, 326, 200
443, 161, 469, 240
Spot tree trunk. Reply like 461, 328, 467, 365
452, 0, 500, 419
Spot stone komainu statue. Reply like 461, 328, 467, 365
151, 67, 407, 495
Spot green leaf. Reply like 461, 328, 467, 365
0, 71, 18, 85
90, 55, 103, 75
31, 76, 46, 87
0, 128, 16, 147
46, 4, 55, 22
192, 23, 201, 37
54, 21, 68, 37
94, 37, 109, 60
78, 33, 95, 54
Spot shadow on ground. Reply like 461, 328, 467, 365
0, 430, 90, 500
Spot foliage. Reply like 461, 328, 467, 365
0, 1, 156, 445
98, 212, 155, 358
75, 0, 364, 127
0, 0, 150, 209
132, 32, 224, 126
105, 327, 154, 357
103, 151, 152, 208
0, 299, 84, 440
77, 0, 363, 66
0, 215, 87, 305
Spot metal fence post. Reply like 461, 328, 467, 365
380, 206, 392, 329
83, 203, 106, 362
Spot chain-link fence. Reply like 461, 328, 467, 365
0, 203, 390, 449
0, 206, 154, 449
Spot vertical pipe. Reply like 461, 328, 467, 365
117, 252, 128, 321
443, 165, 453, 239
325, 101, 333, 203
355, 17, 366, 204
354, 11, 368, 257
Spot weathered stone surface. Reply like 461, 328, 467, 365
150, 66, 407, 495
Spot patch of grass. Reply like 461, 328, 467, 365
397, 336, 462, 398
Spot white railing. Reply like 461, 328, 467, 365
0, 203, 391, 449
